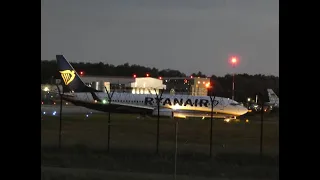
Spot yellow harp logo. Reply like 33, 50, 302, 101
59, 70, 75, 85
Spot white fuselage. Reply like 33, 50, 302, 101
64, 92, 248, 117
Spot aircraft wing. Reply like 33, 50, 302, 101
109, 102, 155, 112
65, 98, 155, 114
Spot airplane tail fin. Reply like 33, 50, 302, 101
267, 89, 278, 103
56, 55, 99, 93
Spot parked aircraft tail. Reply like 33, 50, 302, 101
56, 55, 100, 93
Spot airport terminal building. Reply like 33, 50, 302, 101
162, 77, 211, 96
42, 76, 211, 96
45, 76, 167, 95
79, 76, 211, 96
81, 76, 166, 95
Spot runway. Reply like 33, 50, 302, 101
41, 105, 278, 124
41, 105, 104, 115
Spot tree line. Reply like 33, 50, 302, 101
41, 60, 279, 102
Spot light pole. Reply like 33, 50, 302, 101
155, 88, 164, 154
259, 93, 264, 157
105, 87, 115, 153
171, 107, 178, 180
230, 56, 238, 100
55, 84, 63, 149
206, 81, 218, 157
174, 114, 178, 180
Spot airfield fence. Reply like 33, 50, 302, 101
41, 87, 279, 179
41, 103, 279, 179
41, 105, 279, 155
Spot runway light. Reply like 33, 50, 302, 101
43, 87, 49, 91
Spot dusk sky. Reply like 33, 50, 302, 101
41, 0, 278, 77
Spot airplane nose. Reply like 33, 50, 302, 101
238, 106, 248, 115
242, 106, 248, 114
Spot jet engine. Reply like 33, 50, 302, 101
151, 108, 174, 117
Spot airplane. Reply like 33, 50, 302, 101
266, 89, 279, 108
54, 55, 248, 120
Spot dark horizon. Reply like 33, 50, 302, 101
41, 59, 279, 78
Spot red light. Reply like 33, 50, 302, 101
229, 55, 240, 67
146, 73, 149, 77
190, 76, 193, 78
231, 57, 237, 64
159, 76, 162, 80
133, 74, 137, 78
80, 71, 84, 75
